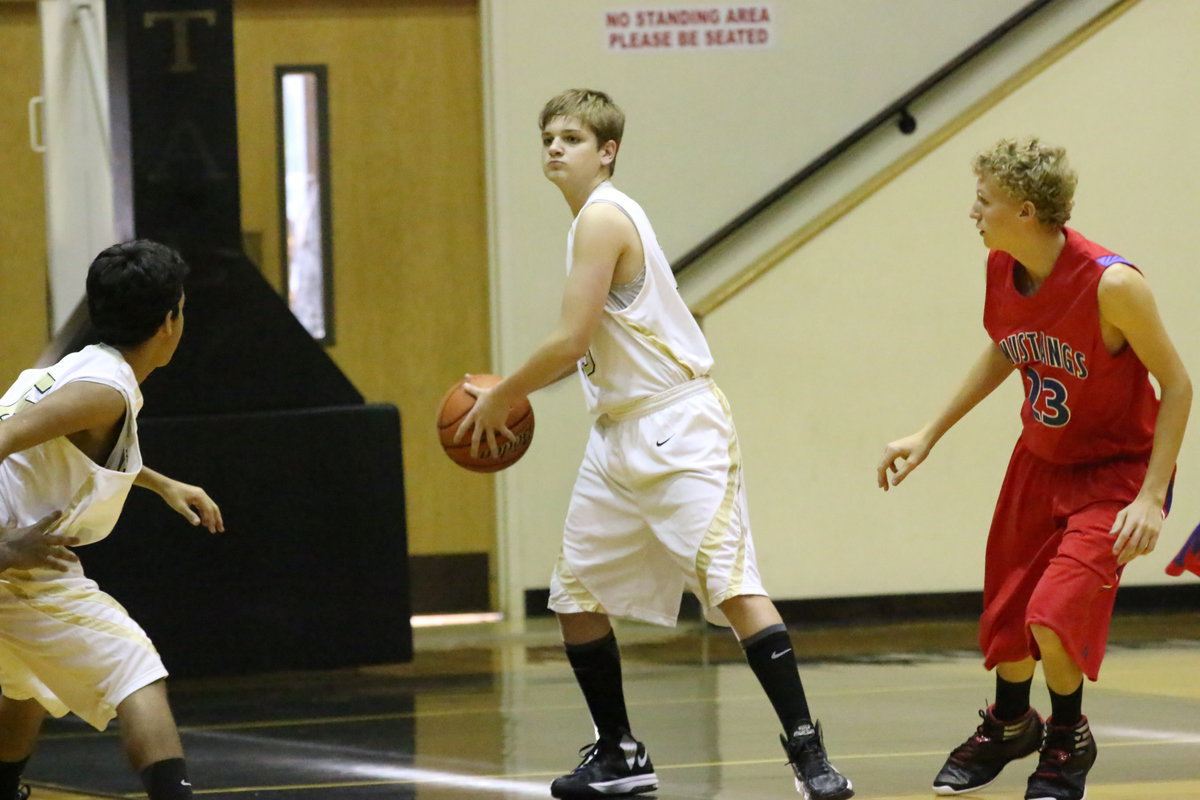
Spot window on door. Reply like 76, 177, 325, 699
276, 65, 333, 343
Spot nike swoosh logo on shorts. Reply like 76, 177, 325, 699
771, 649, 793, 660
656, 436, 673, 447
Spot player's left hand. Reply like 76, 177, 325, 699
1111, 495, 1163, 565
160, 480, 225, 534
456, 378, 517, 460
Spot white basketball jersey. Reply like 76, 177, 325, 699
568, 183, 713, 415
0, 344, 144, 555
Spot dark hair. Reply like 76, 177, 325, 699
86, 240, 189, 347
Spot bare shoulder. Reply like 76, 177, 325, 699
576, 201, 637, 242
1097, 262, 1162, 331
1097, 262, 1147, 295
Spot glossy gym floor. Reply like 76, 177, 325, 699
23, 612, 1200, 799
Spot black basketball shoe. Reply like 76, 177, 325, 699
549, 731, 657, 798
933, 705, 1043, 794
1024, 716, 1097, 800
15, 786, 28, 800
781, 721, 854, 800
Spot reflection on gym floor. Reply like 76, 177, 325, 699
26, 613, 1200, 799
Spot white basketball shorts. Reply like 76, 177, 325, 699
549, 378, 767, 627
0, 569, 168, 730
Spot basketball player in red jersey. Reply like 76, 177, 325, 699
877, 138, 1191, 800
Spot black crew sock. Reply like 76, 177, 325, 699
1048, 682, 1084, 728
741, 624, 812, 734
564, 631, 632, 742
140, 757, 192, 800
0, 757, 28, 798
994, 674, 1033, 722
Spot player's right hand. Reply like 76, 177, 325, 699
0, 511, 79, 572
876, 433, 933, 491
458, 377, 518, 460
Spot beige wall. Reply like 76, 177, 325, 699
233, 1, 495, 564
705, 0, 1200, 597
0, 3, 49, 382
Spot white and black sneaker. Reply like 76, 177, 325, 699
782, 721, 854, 800
550, 731, 657, 798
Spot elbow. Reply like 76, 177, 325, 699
1178, 374, 1193, 407
1162, 372, 1193, 409
562, 333, 591, 363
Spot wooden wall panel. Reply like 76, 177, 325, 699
0, 5, 48, 381
233, 1, 494, 567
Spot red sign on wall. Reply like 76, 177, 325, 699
604, 6, 774, 51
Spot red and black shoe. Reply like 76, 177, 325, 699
1025, 716, 1097, 800
933, 706, 1044, 794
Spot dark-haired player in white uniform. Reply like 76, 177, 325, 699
0, 240, 224, 800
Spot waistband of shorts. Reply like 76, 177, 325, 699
599, 376, 715, 423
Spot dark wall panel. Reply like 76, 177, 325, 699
81, 404, 412, 677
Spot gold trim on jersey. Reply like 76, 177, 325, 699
0, 371, 56, 420
613, 316, 697, 380
602, 377, 714, 423
0, 580, 158, 654
553, 551, 604, 614
694, 386, 746, 607
714, 387, 749, 593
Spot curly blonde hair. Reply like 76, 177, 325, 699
973, 137, 1077, 228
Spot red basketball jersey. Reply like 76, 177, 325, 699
983, 228, 1158, 464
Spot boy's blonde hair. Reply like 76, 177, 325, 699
539, 89, 625, 175
973, 137, 1077, 228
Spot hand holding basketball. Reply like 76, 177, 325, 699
437, 374, 534, 473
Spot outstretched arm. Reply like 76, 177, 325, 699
1098, 265, 1192, 564
135, 467, 225, 533
458, 202, 634, 457
0, 513, 79, 573
877, 342, 1014, 491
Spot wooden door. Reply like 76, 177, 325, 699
0, 2, 49, 380
234, 0, 495, 611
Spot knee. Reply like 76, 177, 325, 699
1029, 623, 1063, 651
558, 611, 612, 645
0, 699, 46, 758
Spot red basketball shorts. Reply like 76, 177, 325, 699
979, 440, 1150, 681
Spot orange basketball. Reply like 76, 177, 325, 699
437, 374, 534, 473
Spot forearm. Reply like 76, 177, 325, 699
493, 331, 585, 403
1139, 379, 1192, 503
0, 422, 26, 463
134, 466, 173, 495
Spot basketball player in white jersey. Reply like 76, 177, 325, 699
457, 89, 853, 799
0, 240, 223, 800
